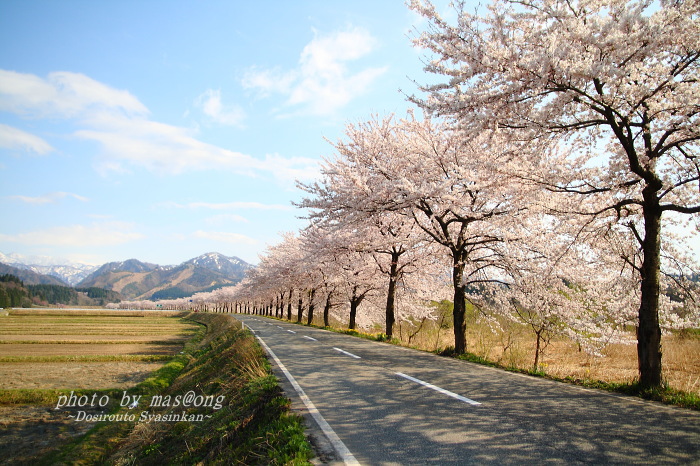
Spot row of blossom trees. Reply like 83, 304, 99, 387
296, 114, 651, 366
118, 0, 699, 389
254, 0, 700, 387
116, 110, 695, 382
404, 0, 700, 388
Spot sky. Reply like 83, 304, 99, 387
0, 0, 457, 266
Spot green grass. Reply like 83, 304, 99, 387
38, 320, 207, 465
340, 328, 399, 342
563, 378, 700, 410
0, 388, 123, 405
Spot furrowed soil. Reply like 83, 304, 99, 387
0, 343, 183, 356
0, 335, 185, 342
0, 362, 164, 389
0, 310, 200, 465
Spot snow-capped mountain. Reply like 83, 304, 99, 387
184, 252, 252, 276
77, 253, 252, 300
1, 251, 252, 299
0, 252, 98, 286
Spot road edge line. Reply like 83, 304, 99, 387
251, 329, 360, 465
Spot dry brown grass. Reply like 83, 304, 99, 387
228, 335, 271, 380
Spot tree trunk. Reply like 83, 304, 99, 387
297, 294, 303, 323
307, 288, 316, 325
323, 292, 332, 327
385, 252, 399, 339
349, 299, 358, 330
287, 289, 293, 321
349, 287, 359, 330
452, 257, 467, 355
533, 330, 542, 372
638, 191, 663, 388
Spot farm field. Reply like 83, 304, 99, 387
0, 310, 197, 389
0, 309, 201, 464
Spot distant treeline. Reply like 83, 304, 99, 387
29, 284, 122, 306
150, 284, 229, 301
0, 274, 121, 308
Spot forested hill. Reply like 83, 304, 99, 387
0, 274, 121, 308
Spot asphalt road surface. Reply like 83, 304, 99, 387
235, 315, 700, 465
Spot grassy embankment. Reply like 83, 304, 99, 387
14, 312, 313, 465
40, 314, 312, 464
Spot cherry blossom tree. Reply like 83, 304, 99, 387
491, 215, 637, 370
409, 0, 700, 386
232, 233, 297, 320
305, 114, 529, 354
299, 172, 433, 337
306, 225, 383, 330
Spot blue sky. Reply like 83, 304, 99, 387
0, 0, 456, 266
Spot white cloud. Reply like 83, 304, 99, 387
263, 153, 321, 184
195, 89, 246, 127
0, 69, 317, 180
0, 70, 148, 118
242, 26, 388, 116
0, 123, 53, 155
242, 67, 297, 97
192, 230, 258, 245
74, 114, 264, 176
0, 222, 143, 247
8, 191, 88, 204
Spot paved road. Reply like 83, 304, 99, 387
235, 315, 700, 465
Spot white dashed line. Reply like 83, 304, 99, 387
333, 347, 361, 359
396, 372, 481, 406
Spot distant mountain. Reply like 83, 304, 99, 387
87, 258, 159, 277
0, 252, 98, 286
78, 253, 252, 300
0, 262, 68, 286
21, 264, 98, 286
